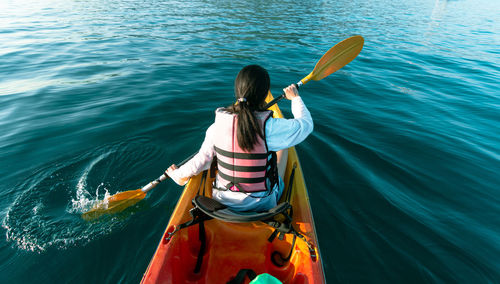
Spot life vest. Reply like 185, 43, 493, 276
213, 108, 278, 193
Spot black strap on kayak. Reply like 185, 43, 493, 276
268, 219, 319, 267
196, 170, 208, 197
268, 163, 296, 243
165, 205, 212, 242
164, 207, 212, 274
271, 234, 297, 267
165, 171, 211, 243
209, 156, 218, 179
265, 151, 279, 195
268, 163, 303, 267
226, 269, 257, 284
194, 220, 206, 274
192, 171, 209, 274
284, 163, 297, 203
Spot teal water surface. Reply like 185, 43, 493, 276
1, 0, 499, 283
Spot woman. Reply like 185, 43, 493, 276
166, 65, 313, 212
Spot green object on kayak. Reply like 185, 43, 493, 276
250, 273, 282, 284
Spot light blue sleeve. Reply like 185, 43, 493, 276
265, 97, 313, 151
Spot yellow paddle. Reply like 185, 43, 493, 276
265, 35, 364, 108
81, 35, 364, 220
81, 153, 196, 220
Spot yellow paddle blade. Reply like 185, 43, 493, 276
303, 35, 364, 84
81, 189, 146, 220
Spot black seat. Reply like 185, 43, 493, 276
192, 195, 291, 223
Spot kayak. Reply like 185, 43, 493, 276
141, 92, 325, 283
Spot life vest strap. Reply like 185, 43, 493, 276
215, 146, 269, 159
218, 170, 266, 184
217, 159, 267, 172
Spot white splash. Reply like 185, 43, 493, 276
69, 153, 111, 213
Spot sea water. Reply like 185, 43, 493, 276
1, 0, 499, 282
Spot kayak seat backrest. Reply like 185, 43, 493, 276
192, 195, 291, 223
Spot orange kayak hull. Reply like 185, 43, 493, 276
141, 92, 325, 283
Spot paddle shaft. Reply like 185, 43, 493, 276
264, 82, 303, 109
141, 152, 197, 193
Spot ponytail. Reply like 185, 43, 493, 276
235, 100, 263, 151
229, 65, 270, 151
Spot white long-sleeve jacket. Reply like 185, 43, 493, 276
169, 96, 313, 211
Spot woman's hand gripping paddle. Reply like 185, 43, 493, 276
81, 152, 197, 220
265, 35, 364, 108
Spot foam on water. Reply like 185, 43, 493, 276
1, 146, 134, 253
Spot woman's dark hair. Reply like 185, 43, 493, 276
228, 65, 270, 151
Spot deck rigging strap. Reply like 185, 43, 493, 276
194, 170, 209, 273
194, 220, 206, 274
226, 269, 257, 284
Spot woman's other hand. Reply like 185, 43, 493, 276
165, 164, 189, 186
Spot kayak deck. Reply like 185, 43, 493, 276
141, 93, 325, 283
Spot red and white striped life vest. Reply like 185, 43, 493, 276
213, 108, 278, 193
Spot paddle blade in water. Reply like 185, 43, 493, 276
81, 189, 146, 220
306, 35, 364, 83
